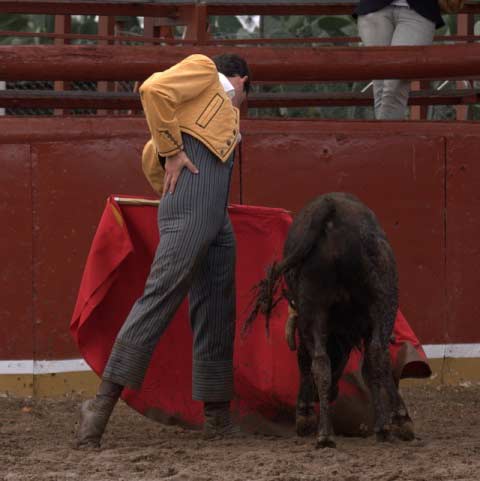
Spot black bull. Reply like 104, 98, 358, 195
244, 193, 414, 448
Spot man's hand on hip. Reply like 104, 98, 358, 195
163, 150, 199, 198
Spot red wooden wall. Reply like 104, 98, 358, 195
1, 117, 479, 361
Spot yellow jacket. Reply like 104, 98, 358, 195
139, 54, 240, 195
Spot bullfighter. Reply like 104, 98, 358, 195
75, 53, 250, 448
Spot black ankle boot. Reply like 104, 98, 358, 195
203, 401, 239, 438
75, 380, 123, 449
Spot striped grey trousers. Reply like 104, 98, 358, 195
103, 134, 236, 402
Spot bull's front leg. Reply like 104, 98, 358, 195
310, 313, 336, 449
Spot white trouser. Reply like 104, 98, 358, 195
358, 6, 435, 120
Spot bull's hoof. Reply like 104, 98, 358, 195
296, 415, 317, 437
315, 436, 336, 449
392, 420, 415, 441
375, 428, 393, 443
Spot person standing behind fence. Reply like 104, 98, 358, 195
355, 1, 444, 120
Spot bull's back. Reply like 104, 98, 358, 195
284, 192, 395, 304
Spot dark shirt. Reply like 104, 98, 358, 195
354, 0, 445, 29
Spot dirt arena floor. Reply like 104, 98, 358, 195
1, 384, 480, 481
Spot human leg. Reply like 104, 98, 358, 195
357, 7, 395, 118
378, 7, 436, 120
188, 215, 237, 436
76, 135, 234, 447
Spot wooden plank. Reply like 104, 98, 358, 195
0, 1, 478, 16
1, 88, 478, 109
3, 44, 480, 82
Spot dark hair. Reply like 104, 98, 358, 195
213, 54, 251, 94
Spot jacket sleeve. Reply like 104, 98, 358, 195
139, 54, 218, 157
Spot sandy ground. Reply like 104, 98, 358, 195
1, 384, 480, 481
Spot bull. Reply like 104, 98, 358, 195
244, 193, 414, 448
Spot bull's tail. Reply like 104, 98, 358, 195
243, 199, 337, 335
242, 260, 284, 335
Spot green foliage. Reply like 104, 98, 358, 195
70, 15, 97, 44
0, 14, 54, 44
0, 14, 143, 45
210, 15, 248, 38
262, 15, 355, 39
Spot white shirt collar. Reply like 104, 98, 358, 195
218, 72, 242, 142
218, 73, 235, 99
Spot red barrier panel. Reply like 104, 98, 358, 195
1, 118, 480, 360
0, 144, 33, 360
241, 129, 447, 345
446, 135, 480, 343
32, 138, 152, 359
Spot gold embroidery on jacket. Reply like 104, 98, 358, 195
196, 94, 224, 128
157, 129, 183, 154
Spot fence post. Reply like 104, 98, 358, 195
97, 15, 115, 115
53, 14, 71, 116
0, 81, 5, 116
456, 12, 475, 120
